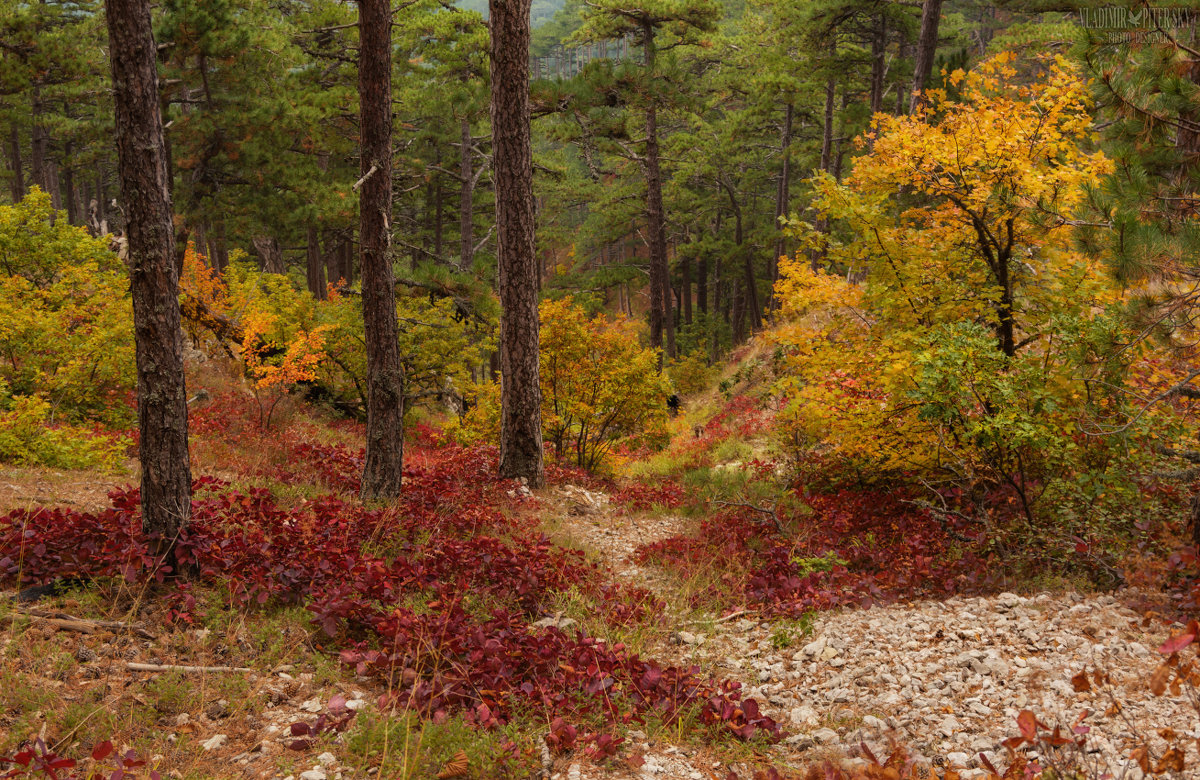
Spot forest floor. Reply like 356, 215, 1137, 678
3, 357, 1200, 779
540, 485, 1194, 780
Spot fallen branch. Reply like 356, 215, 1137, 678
685, 609, 749, 627
714, 498, 784, 534
19, 609, 155, 640
125, 662, 254, 674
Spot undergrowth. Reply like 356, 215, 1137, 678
0, 440, 780, 761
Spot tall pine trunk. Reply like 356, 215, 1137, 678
492, 0, 545, 487
7, 124, 22, 203
459, 114, 475, 271
910, 0, 944, 113
870, 15, 887, 115
105, 0, 192, 561
358, 0, 405, 500
306, 224, 326, 299
642, 22, 673, 363
771, 102, 793, 297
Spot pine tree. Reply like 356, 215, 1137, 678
576, 0, 720, 362
492, 0, 546, 487
357, 0, 405, 500
105, 0, 193, 561
1079, 12, 1200, 285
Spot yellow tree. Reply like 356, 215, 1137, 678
774, 53, 1134, 523
826, 51, 1114, 357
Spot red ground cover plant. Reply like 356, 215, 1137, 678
0, 444, 779, 757
0, 739, 157, 780
612, 480, 686, 513
636, 489, 1002, 616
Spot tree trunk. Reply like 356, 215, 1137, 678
459, 114, 474, 271
820, 42, 836, 175
31, 103, 61, 210
60, 165, 77, 222
192, 223, 206, 263
731, 276, 744, 345
252, 235, 284, 273
680, 253, 692, 327
62, 140, 79, 224
357, 0, 405, 500
696, 251, 708, 316
7, 123, 23, 203
211, 222, 229, 272
433, 142, 444, 261
910, 0, 944, 113
105, 0, 192, 561
870, 15, 888, 115
306, 224, 326, 299
492, 0, 545, 487
642, 21, 673, 363
771, 102, 793, 297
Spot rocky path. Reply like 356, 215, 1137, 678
547, 485, 1199, 780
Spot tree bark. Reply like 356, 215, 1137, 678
252, 235, 284, 273
870, 15, 888, 115
459, 115, 475, 271
910, 0, 944, 113
642, 21, 673, 363
61, 158, 77, 224
306, 224, 326, 299
680, 253, 692, 327
105, 0, 192, 562
357, 0, 405, 500
432, 142, 444, 261
771, 102, 793, 297
7, 124, 23, 203
820, 43, 836, 175
696, 251, 708, 317
492, 0, 545, 487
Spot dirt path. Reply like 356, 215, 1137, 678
545, 484, 1200, 780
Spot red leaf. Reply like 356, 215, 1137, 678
92, 741, 114, 762
1017, 710, 1038, 741
1159, 621, 1199, 654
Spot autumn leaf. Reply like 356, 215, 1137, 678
1016, 710, 1038, 741
436, 750, 469, 779
1070, 671, 1091, 692
1155, 747, 1185, 773
1158, 620, 1199, 654
1150, 663, 1171, 696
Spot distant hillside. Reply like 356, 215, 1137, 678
455, 0, 566, 27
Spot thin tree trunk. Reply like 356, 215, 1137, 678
870, 15, 888, 115
212, 222, 229, 271
7, 123, 23, 203
192, 223, 206, 262
492, 0, 545, 487
820, 42, 836, 174
772, 102, 793, 295
105, 0, 192, 560
432, 142, 444, 261
358, 0, 405, 500
306, 224, 326, 299
696, 252, 708, 316
910, 0, 944, 113
459, 114, 474, 271
680, 253, 692, 327
642, 21, 673, 363
731, 276, 744, 345
62, 145, 78, 224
